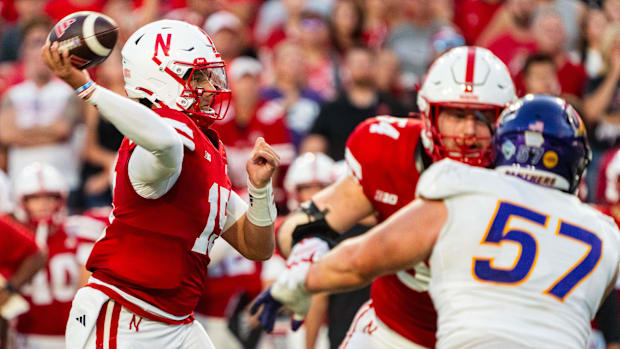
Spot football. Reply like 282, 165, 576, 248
48, 11, 118, 70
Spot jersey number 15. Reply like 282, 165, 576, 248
473, 201, 602, 301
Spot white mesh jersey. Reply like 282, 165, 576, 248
417, 159, 620, 349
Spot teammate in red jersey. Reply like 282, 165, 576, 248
252, 46, 517, 349
9, 163, 105, 349
42, 19, 279, 348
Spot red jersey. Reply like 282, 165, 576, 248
86, 108, 233, 318
16, 216, 104, 335
0, 215, 39, 280
345, 117, 436, 348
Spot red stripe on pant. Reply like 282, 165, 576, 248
109, 302, 122, 349
96, 301, 107, 349
95, 300, 122, 349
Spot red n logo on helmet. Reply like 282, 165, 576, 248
154, 33, 172, 57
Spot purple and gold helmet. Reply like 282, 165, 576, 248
494, 94, 591, 193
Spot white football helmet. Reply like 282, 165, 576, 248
13, 162, 68, 224
122, 19, 231, 128
284, 153, 337, 210
418, 46, 516, 167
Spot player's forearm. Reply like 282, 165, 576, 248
242, 218, 275, 261
86, 86, 180, 154
305, 238, 376, 294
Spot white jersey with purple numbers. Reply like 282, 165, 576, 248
417, 159, 620, 349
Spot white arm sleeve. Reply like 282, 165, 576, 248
86, 85, 184, 199
223, 190, 248, 232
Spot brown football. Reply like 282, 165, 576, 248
48, 11, 118, 70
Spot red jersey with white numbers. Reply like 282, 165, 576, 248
345, 117, 437, 348
16, 216, 104, 335
86, 108, 233, 317
0, 215, 39, 280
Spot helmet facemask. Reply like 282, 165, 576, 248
423, 102, 503, 167
173, 58, 231, 129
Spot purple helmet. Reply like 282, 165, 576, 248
494, 94, 591, 193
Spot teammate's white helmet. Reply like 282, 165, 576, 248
13, 162, 68, 223
0, 170, 13, 214
418, 46, 516, 167
122, 19, 230, 128
284, 153, 337, 210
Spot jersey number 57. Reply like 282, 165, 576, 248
473, 201, 602, 301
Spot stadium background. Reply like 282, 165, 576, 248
0, 0, 619, 348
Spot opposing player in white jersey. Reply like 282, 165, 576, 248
253, 94, 620, 348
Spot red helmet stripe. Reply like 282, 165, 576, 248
464, 47, 476, 93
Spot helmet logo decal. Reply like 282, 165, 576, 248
55, 18, 76, 37
543, 151, 559, 169
528, 120, 544, 132
154, 33, 172, 57
501, 140, 516, 160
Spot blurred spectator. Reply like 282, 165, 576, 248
531, 7, 587, 104
44, 0, 106, 22
256, 0, 333, 48
385, 0, 443, 85
329, 0, 364, 55
484, 0, 538, 75
582, 7, 609, 78
583, 23, 620, 204
583, 23, 620, 126
261, 40, 323, 150
453, 0, 503, 45
204, 11, 254, 62
211, 56, 295, 206
537, 0, 586, 54
102, 0, 160, 45
521, 53, 561, 95
0, 19, 83, 205
429, 25, 466, 60
0, 0, 46, 63
164, 0, 218, 27
374, 48, 417, 110
361, 0, 391, 49
79, 52, 123, 209
301, 47, 407, 161
604, 0, 620, 22
297, 11, 339, 101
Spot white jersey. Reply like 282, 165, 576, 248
417, 159, 620, 349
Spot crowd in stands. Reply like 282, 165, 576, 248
0, 0, 619, 348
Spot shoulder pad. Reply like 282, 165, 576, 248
345, 117, 422, 182
153, 108, 196, 151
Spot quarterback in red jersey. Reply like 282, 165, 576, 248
253, 46, 517, 349
42, 19, 279, 348
9, 163, 105, 349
